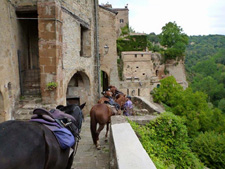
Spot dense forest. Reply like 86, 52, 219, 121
185, 35, 225, 113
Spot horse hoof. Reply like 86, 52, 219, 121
105, 138, 108, 142
96, 145, 101, 150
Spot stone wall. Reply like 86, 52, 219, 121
60, 0, 97, 115
113, 7, 129, 37
99, 6, 119, 89
0, 0, 25, 121
123, 51, 155, 81
120, 51, 188, 100
100, 4, 129, 38
165, 59, 188, 89
119, 81, 152, 99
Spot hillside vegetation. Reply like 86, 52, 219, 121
131, 76, 225, 169
185, 35, 225, 112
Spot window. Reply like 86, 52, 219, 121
80, 25, 91, 57
135, 54, 137, 58
120, 19, 124, 23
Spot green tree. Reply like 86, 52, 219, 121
218, 99, 225, 113
192, 131, 225, 169
159, 22, 188, 60
152, 76, 225, 137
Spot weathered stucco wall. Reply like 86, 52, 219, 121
0, 0, 25, 121
99, 6, 119, 88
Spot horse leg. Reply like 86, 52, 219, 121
105, 122, 110, 142
96, 124, 105, 149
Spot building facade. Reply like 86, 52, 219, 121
0, 0, 100, 120
98, 5, 119, 91
120, 51, 188, 99
101, 3, 129, 37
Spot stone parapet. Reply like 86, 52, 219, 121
110, 116, 157, 169
132, 96, 164, 114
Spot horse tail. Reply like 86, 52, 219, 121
90, 108, 97, 145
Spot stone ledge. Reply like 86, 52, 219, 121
132, 96, 164, 114
110, 116, 157, 169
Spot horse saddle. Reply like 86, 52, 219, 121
33, 108, 76, 125
32, 108, 79, 137
31, 108, 78, 149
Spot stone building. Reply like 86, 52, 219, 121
101, 3, 129, 37
0, 0, 100, 121
119, 51, 188, 99
98, 5, 119, 91
113, 5, 129, 37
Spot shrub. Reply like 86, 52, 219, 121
130, 112, 203, 169
46, 81, 58, 91
192, 131, 225, 169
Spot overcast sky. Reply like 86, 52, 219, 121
99, 0, 225, 36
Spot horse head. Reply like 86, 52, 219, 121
108, 85, 117, 96
56, 103, 86, 134
115, 93, 126, 110
104, 90, 112, 97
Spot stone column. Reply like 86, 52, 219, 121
38, 0, 63, 104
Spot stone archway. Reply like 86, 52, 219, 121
66, 71, 90, 116
0, 92, 5, 122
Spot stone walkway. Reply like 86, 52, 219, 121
72, 117, 110, 169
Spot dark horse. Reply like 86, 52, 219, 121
90, 94, 126, 149
0, 103, 85, 169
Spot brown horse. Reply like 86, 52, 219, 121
90, 94, 126, 149
108, 85, 124, 99
97, 90, 113, 104
108, 85, 118, 98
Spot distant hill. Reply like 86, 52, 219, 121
185, 35, 225, 112
185, 35, 225, 72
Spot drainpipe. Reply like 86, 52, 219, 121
94, 0, 101, 98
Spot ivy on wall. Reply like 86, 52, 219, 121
117, 35, 148, 56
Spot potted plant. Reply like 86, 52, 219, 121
46, 82, 58, 91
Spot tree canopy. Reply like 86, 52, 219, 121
159, 22, 188, 60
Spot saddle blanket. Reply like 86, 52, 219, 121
30, 119, 75, 149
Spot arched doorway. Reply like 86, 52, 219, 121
0, 92, 5, 122
66, 71, 90, 115
101, 70, 109, 92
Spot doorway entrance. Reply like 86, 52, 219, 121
17, 11, 40, 95
101, 71, 109, 92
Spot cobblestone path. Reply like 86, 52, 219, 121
72, 117, 110, 169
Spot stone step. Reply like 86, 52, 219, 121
14, 96, 57, 121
